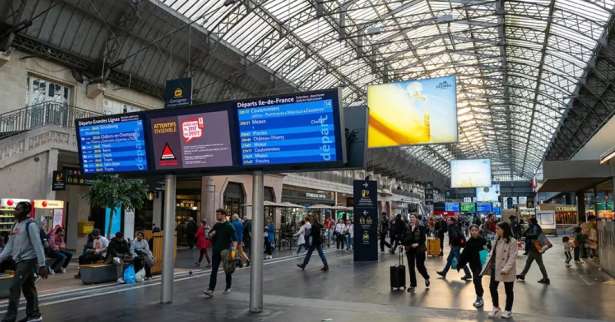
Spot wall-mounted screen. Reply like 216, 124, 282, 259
477, 202, 493, 213
368, 75, 457, 148
476, 184, 500, 202
76, 114, 148, 174
150, 109, 234, 171
450, 159, 492, 188
236, 89, 345, 168
461, 202, 476, 213
445, 202, 460, 212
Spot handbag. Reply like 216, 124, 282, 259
123, 265, 136, 284
479, 249, 489, 266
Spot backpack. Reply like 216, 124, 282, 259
25, 220, 49, 250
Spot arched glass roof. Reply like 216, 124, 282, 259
159, 0, 614, 181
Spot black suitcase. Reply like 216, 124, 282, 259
390, 247, 406, 291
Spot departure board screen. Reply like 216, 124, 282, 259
77, 114, 148, 174
237, 90, 343, 167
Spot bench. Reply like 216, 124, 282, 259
79, 263, 116, 284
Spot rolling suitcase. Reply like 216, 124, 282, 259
427, 237, 440, 257
390, 247, 406, 291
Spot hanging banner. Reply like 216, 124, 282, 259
353, 180, 378, 261
164, 77, 192, 108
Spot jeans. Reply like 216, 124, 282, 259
4, 259, 40, 321
442, 246, 471, 276
490, 274, 514, 311
48, 250, 72, 272
406, 251, 429, 287
335, 234, 345, 249
520, 249, 549, 280
346, 235, 352, 250
565, 251, 572, 264
471, 264, 483, 297
208, 251, 231, 291
302, 243, 328, 267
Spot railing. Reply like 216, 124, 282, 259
0, 102, 101, 134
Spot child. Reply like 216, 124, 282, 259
563, 236, 573, 266
458, 224, 488, 308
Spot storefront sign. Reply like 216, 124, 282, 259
353, 180, 378, 261
164, 77, 192, 108
0, 198, 30, 208
33, 200, 64, 209
52, 171, 66, 191
63, 167, 91, 186
306, 192, 328, 200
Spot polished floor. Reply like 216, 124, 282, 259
1, 241, 614, 322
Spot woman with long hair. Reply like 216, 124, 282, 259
486, 222, 518, 319
195, 219, 212, 267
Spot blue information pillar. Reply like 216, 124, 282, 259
353, 180, 379, 261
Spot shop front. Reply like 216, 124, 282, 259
282, 185, 335, 226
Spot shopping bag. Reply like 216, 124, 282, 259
135, 268, 146, 282
479, 250, 489, 266
123, 265, 136, 284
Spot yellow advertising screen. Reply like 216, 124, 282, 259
368, 75, 458, 148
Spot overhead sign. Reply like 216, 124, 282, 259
353, 180, 378, 262
76, 114, 148, 174
237, 89, 345, 168
476, 184, 500, 202
368, 75, 457, 148
164, 77, 192, 108
477, 202, 493, 213
445, 202, 460, 212
461, 202, 476, 213
150, 109, 234, 170
450, 159, 492, 188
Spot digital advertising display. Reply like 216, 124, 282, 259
476, 184, 501, 202
477, 202, 493, 213
367, 75, 457, 148
461, 202, 476, 213
76, 114, 148, 174
236, 89, 345, 168
450, 159, 492, 188
150, 109, 234, 171
445, 202, 460, 212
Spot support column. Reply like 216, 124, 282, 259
577, 191, 585, 223
46, 149, 59, 200
152, 193, 162, 228
161, 175, 176, 304
250, 171, 264, 313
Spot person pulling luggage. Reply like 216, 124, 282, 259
402, 215, 430, 292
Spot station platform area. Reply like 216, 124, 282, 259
2, 242, 613, 322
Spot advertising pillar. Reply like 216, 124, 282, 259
353, 180, 378, 261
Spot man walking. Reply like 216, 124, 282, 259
0, 201, 48, 322
297, 217, 329, 272
437, 217, 472, 280
204, 209, 237, 298
230, 214, 250, 267
379, 213, 391, 252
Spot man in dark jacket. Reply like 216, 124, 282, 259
297, 216, 329, 272
390, 214, 407, 254
106, 232, 131, 284
434, 217, 448, 256
517, 217, 550, 284
437, 217, 472, 280
379, 213, 391, 252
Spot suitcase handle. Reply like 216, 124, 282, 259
398, 246, 404, 266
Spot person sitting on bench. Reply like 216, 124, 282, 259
131, 231, 154, 280
75, 229, 109, 279
48, 226, 72, 273
106, 232, 132, 284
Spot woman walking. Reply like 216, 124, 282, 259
458, 224, 488, 308
294, 220, 308, 255
402, 215, 430, 292
195, 219, 211, 267
486, 222, 518, 319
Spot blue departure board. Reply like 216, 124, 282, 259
77, 114, 148, 174
237, 94, 341, 166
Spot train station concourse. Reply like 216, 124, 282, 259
1, 0, 615, 321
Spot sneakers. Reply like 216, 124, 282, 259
501, 310, 513, 319
297, 264, 305, 271
18, 315, 43, 322
203, 289, 214, 298
488, 307, 500, 318
425, 279, 430, 289
462, 275, 473, 281
224, 288, 232, 294
538, 278, 550, 285
436, 271, 446, 279
320, 266, 329, 272
407, 286, 416, 292
117, 278, 126, 284
473, 297, 484, 308
61, 268, 67, 274
516, 274, 525, 281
